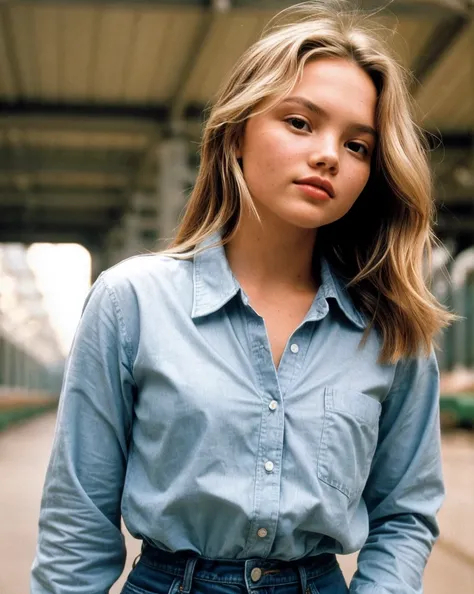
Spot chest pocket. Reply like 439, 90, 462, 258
317, 386, 381, 499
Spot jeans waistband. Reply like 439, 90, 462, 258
139, 545, 338, 592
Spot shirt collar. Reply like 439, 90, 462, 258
191, 233, 240, 318
191, 231, 366, 329
315, 257, 366, 329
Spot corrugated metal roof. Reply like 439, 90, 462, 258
0, 3, 206, 103
0, 0, 472, 246
387, 16, 440, 66
1, 2, 468, 118
182, 10, 272, 104
417, 20, 474, 129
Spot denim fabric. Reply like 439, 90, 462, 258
121, 547, 348, 594
31, 235, 444, 594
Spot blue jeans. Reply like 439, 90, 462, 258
121, 546, 349, 594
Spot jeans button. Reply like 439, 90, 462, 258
251, 567, 262, 582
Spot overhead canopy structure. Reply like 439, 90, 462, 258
0, 0, 473, 252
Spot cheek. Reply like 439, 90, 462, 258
348, 165, 371, 197
243, 133, 293, 185
247, 121, 301, 160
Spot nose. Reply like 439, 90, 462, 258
308, 134, 339, 174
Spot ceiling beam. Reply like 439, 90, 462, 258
12, 0, 467, 16
0, 208, 117, 230
427, 131, 474, 150
436, 190, 474, 204
0, 147, 142, 176
0, 100, 169, 123
410, 11, 471, 93
0, 115, 157, 137
0, 190, 124, 210
2, 101, 471, 145
13, 0, 210, 6
436, 215, 474, 233
0, 227, 94, 248
374, 0, 470, 15
169, 3, 225, 122
0, 101, 204, 140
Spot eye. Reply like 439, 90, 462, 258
286, 117, 311, 132
346, 141, 370, 157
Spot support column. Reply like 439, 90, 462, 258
121, 193, 160, 259
452, 247, 474, 368
89, 249, 107, 285
0, 334, 4, 386
134, 192, 160, 252
20, 347, 27, 389
3, 336, 12, 387
157, 133, 194, 248
26, 355, 39, 392
23, 352, 33, 390
121, 210, 144, 260
468, 278, 474, 368
14, 344, 22, 388
104, 227, 125, 269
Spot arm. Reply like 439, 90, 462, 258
349, 350, 444, 594
31, 275, 136, 593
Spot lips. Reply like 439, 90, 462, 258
294, 176, 335, 198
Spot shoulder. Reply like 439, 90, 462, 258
83, 253, 194, 362
394, 348, 439, 385
385, 348, 439, 407
99, 252, 194, 302
101, 251, 193, 287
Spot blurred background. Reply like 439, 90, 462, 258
0, 0, 472, 592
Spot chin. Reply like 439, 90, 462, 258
279, 211, 333, 230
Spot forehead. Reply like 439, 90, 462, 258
282, 57, 377, 126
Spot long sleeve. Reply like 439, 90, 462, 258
349, 349, 444, 594
31, 275, 136, 593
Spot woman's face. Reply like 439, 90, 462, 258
237, 57, 378, 230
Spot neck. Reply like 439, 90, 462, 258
225, 213, 318, 293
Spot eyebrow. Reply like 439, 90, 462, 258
280, 96, 378, 140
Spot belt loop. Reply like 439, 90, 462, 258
297, 565, 307, 594
181, 557, 198, 594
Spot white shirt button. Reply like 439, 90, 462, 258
264, 460, 274, 472
290, 343, 299, 354
257, 527, 268, 538
269, 400, 278, 411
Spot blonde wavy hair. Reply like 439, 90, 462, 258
164, 0, 454, 364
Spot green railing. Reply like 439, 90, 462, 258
0, 401, 58, 433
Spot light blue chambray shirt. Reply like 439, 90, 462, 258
31, 236, 444, 594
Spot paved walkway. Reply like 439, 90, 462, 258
2, 413, 473, 594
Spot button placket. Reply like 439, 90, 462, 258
242, 313, 283, 558
277, 328, 311, 398
264, 460, 274, 472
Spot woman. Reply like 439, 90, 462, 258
31, 2, 453, 593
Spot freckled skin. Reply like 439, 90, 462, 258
238, 58, 378, 231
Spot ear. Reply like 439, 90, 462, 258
235, 124, 247, 161
235, 144, 243, 169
